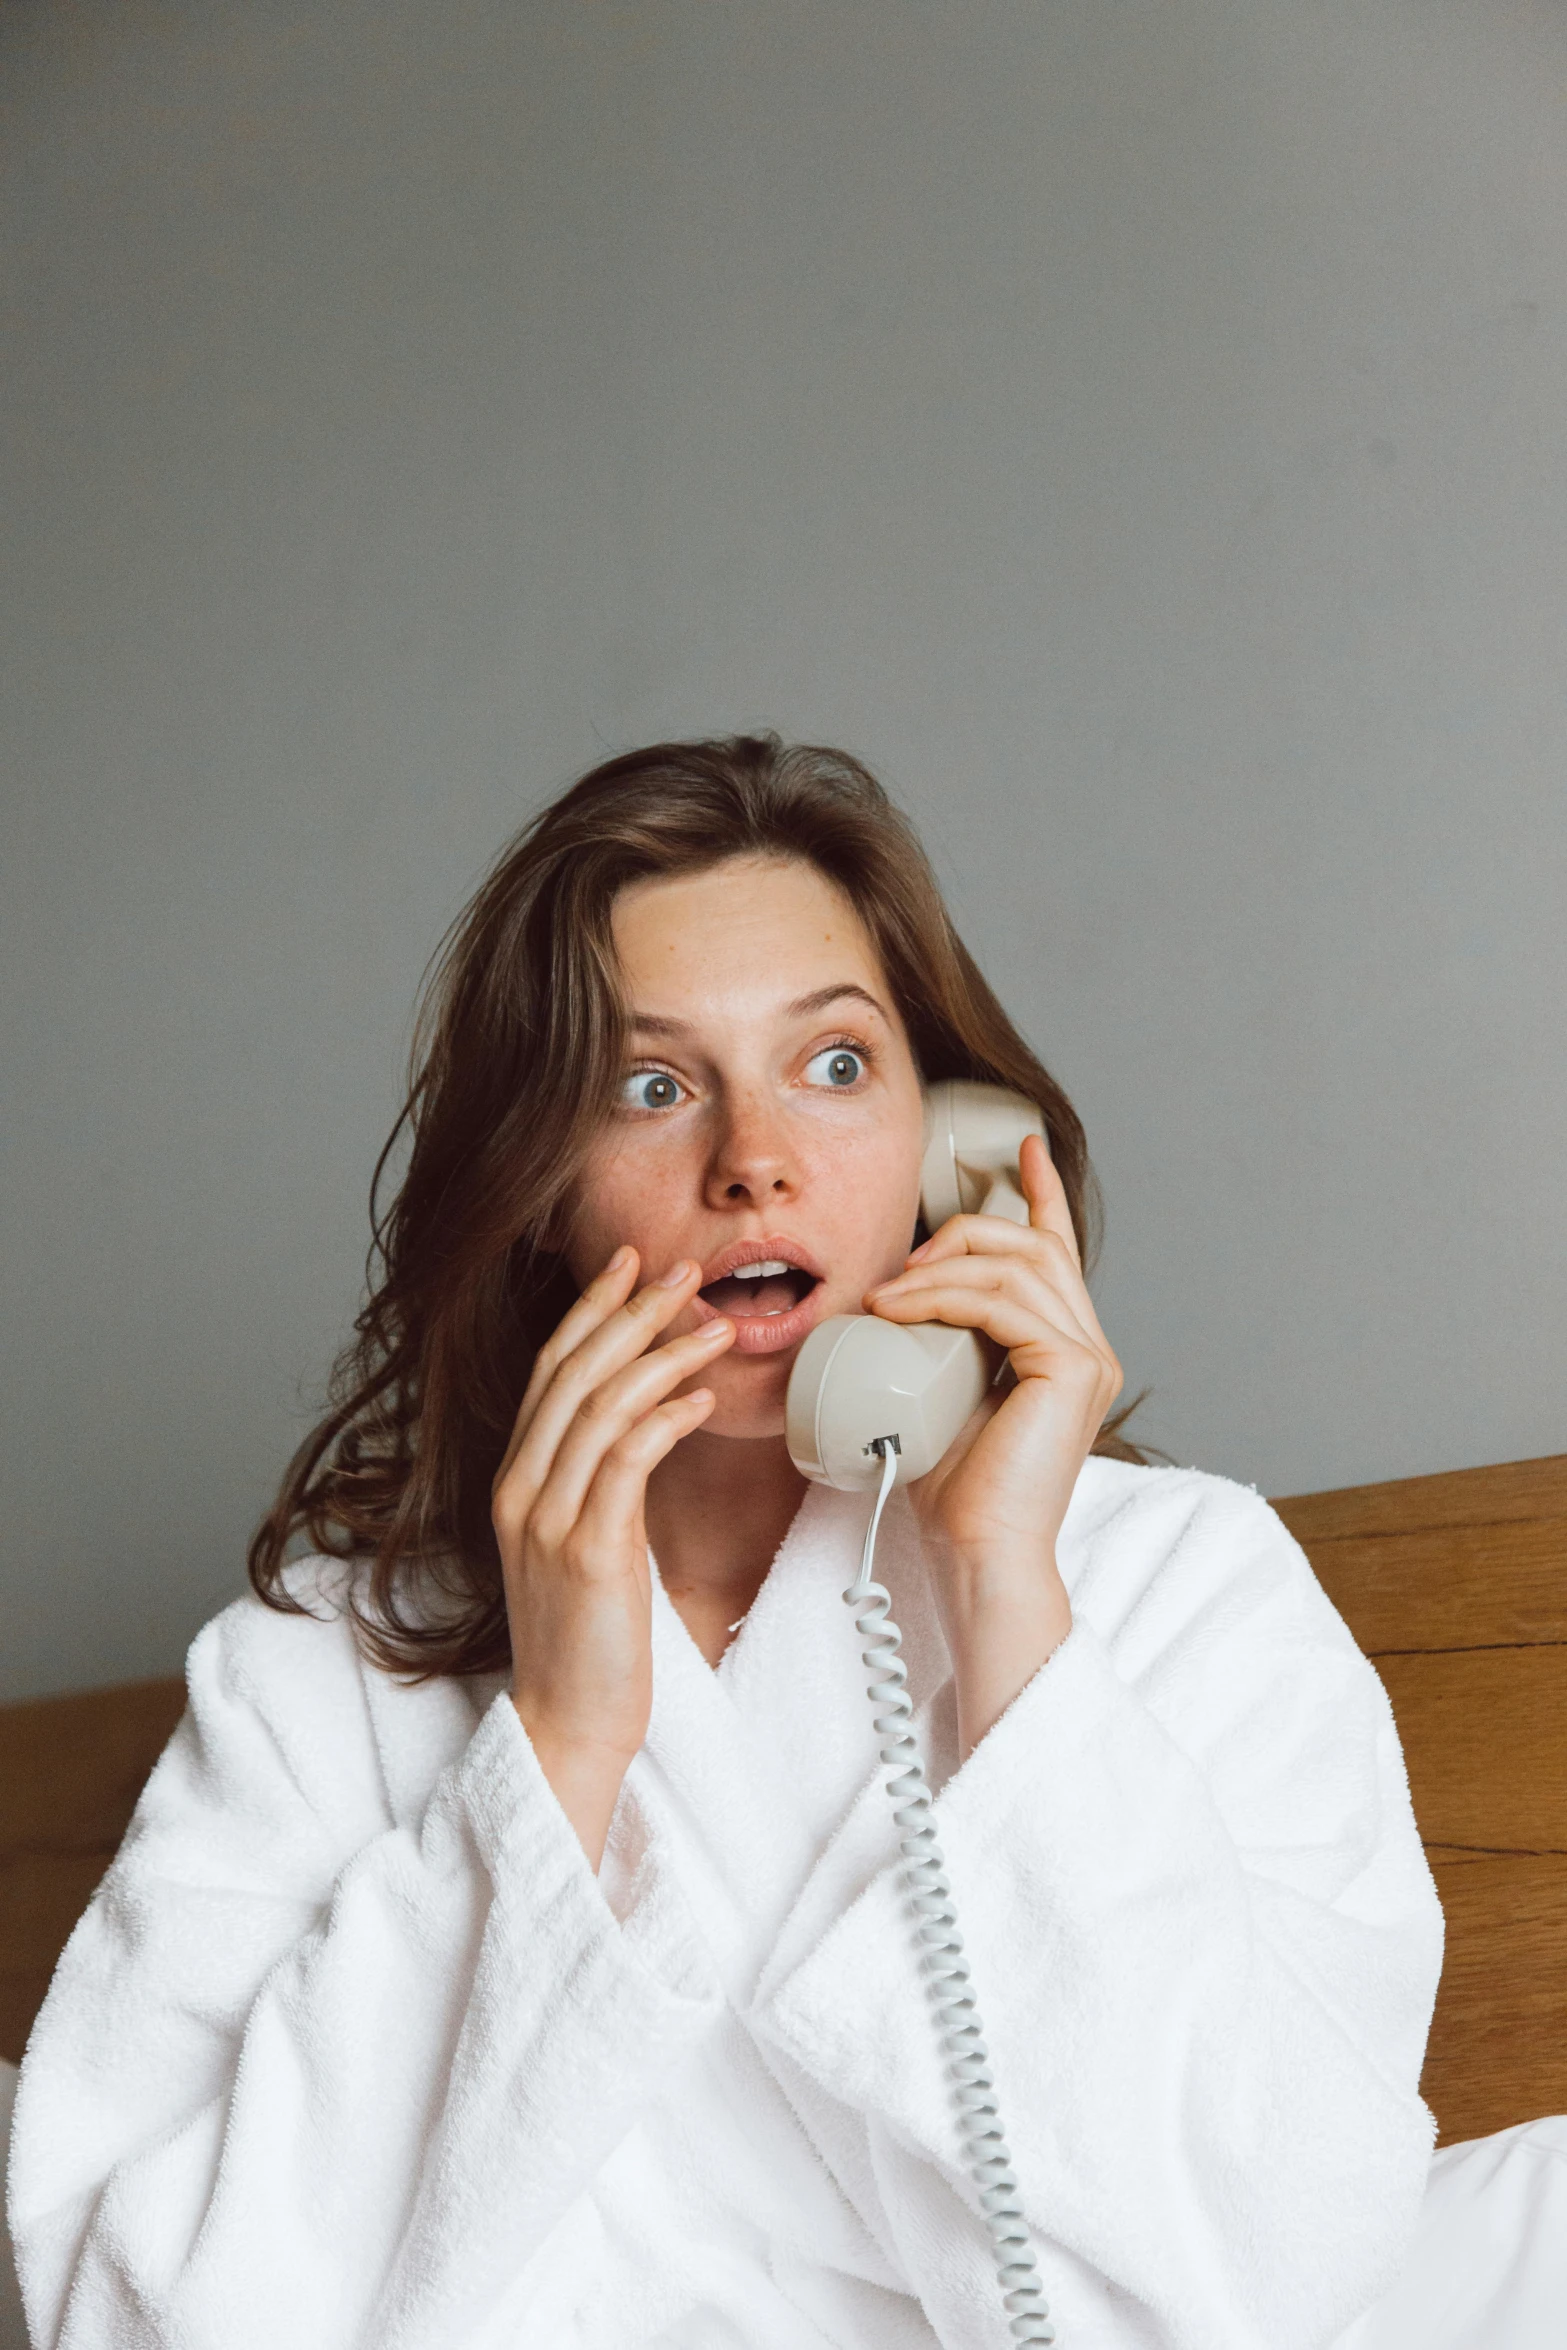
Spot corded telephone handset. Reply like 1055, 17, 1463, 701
783, 1082, 1058, 2346
785, 1080, 1046, 1490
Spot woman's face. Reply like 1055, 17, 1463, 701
565, 853, 927, 1439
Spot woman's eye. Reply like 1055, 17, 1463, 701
621, 1070, 684, 1111
805, 1046, 867, 1089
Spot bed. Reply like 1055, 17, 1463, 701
1271, 1452, 1567, 2349
1271, 1449, 1567, 2149
2, 1449, 1564, 2344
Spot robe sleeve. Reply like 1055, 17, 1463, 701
7, 1585, 723, 2350
750, 1472, 1445, 2350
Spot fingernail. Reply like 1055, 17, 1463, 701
702, 1317, 733, 1337
656, 1258, 696, 1288
606, 1245, 633, 1274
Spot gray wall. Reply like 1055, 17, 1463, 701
3, 0, 1564, 1701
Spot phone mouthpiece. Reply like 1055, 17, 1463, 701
784, 1316, 989, 1490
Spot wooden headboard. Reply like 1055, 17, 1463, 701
0, 1673, 185, 2072
4, 1454, 1565, 2145
1274, 1451, 1567, 2146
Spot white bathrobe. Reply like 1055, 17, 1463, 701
7, 1459, 1444, 2350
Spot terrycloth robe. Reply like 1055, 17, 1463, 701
8, 1459, 1444, 2350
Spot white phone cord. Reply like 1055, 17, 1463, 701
847, 1439, 1057, 2346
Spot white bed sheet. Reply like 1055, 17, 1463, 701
1331, 2110, 1567, 2350
1, 2056, 1562, 2347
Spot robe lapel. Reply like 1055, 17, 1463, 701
717, 1482, 954, 1841
616, 1577, 820, 1992
624, 1481, 957, 2002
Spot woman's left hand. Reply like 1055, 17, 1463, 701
862, 1132, 1123, 1748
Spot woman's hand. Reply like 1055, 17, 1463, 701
863, 1133, 1122, 1754
492, 1247, 734, 1868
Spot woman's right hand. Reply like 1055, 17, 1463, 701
492, 1246, 733, 1869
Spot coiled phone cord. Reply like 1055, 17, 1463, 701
846, 1438, 1057, 2347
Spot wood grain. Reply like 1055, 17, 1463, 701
1419, 1851, 1567, 2147
0, 1677, 186, 1855
1276, 1452, 1567, 2145
1375, 1645, 1567, 1854
0, 1855, 116, 2071
1274, 1452, 1567, 1543
0, 1676, 184, 2065
1294, 1517, 1567, 1654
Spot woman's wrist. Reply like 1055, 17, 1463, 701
934, 1544, 1073, 1761
511, 1699, 634, 1873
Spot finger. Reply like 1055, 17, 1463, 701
871, 1250, 1105, 1355
567, 1389, 718, 1575
883, 1277, 1120, 1412
902, 1212, 1073, 1271
868, 1267, 1110, 1366
906, 1196, 1084, 1287
528, 1244, 641, 1397
511, 1259, 709, 1496
518, 1319, 734, 1540
891, 1213, 1110, 1348
495, 1245, 641, 1488
1020, 1131, 1082, 1269
876, 1249, 1073, 1326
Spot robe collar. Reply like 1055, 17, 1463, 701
609, 1480, 957, 1996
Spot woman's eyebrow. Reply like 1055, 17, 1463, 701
627, 983, 889, 1039
785, 982, 890, 1022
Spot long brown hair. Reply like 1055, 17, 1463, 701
250, 734, 1148, 1675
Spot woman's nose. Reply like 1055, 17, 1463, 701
703, 1099, 801, 1208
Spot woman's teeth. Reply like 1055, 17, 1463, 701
700, 1264, 816, 1317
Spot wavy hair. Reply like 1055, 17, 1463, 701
249, 734, 1149, 1675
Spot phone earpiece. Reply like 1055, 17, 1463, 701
785, 1081, 1047, 1490
919, 1079, 1047, 1231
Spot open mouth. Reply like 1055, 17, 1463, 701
691, 1240, 829, 1355
699, 1261, 821, 1320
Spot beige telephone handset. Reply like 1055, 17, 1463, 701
785, 1081, 1046, 1490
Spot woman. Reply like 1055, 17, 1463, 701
9, 736, 1442, 2350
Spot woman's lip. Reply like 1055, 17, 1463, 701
689, 1277, 828, 1356
697, 1235, 827, 1287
